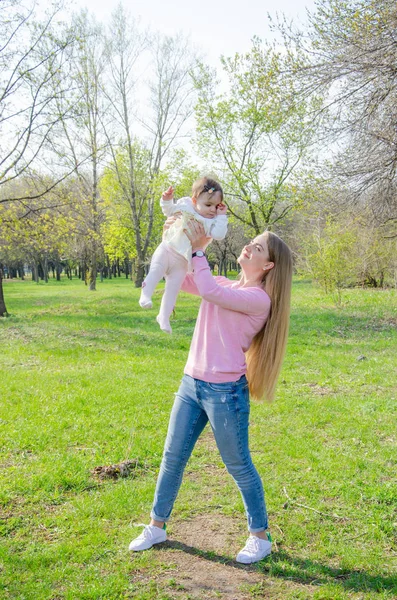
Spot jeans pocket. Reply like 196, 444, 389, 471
235, 384, 250, 413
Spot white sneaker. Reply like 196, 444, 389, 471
129, 524, 167, 551
236, 533, 272, 564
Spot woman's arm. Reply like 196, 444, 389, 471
180, 274, 200, 296
185, 220, 270, 315
192, 258, 270, 315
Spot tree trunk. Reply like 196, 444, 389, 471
130, 259, 135, 281
135, 261, 145, 288
89, 255, 97, 291
81, 263, 88, 285
33, 263, 39, 283
38, 263, 44, 280
0, 267, 8, 317
43, 256, 49, 283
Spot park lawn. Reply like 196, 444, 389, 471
0, 276, 396, 600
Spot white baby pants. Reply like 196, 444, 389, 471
141, 242, 188, 332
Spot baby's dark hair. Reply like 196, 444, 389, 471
192, 177, 223, 202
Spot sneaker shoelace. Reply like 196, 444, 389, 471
244, 536, 262, 553
135, 524, 155, 541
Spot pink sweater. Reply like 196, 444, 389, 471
181, 256, 271, 383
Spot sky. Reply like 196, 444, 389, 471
67, 0, 317, 66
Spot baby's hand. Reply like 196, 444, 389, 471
216, 203, 227, 216
162, 185, 174, 201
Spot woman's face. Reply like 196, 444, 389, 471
238, 234, 273, 273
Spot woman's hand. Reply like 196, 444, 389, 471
163, 215, 178, 230
184, 219, 208, 252
162, 214, 180, 239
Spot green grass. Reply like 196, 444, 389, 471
0, 276, 396, 599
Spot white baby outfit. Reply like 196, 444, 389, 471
140, 196, 228, 333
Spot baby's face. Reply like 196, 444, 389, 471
192, 191, 222, 219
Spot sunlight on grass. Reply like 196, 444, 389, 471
1, 277, 396, 599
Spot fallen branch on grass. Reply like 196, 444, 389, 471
91, 459, 148, 480
283, 487, 348, 520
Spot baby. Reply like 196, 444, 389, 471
139, 176, 228, 333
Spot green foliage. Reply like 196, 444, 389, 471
162, 148, 201, 199
101, 146, 201, 266
194, 37, 320, 234
102, 220, 136, 262
0, 184, 76, 268
100, 142, 161, 259
304, 219, 358, 303
297, 206, 397, 301
353, 218, 397, 288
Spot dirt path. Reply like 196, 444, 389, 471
129, 431, 316, 599
153, 515, 265, 599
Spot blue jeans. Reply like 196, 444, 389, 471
151, 374, 268, 532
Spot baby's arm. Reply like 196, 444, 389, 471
160, 197, 176, 217
208, 215, 228, 240
160, 185, 178, 216
160, 195, 192, 218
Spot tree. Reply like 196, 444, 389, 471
303, 218, 358, 304
52, 11, 110, 291
100, 142, 157, 280
194, 38, 318, 236
103, 6, 198, 286
275, 0, 397, 233
0, 191, 73, 284
101, 146, 200, 281
211, 223, 247, 276
0, 0, 77, 203
0, 0, 78, 314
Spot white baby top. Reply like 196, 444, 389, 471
161, 196, 228, 268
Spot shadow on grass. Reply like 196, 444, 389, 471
156, 540, 396, 595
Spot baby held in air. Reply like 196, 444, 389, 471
139, 177, 228, 333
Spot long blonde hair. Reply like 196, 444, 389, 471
246, 231, 293, 402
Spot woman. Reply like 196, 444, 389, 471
129, 220, 293, 564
